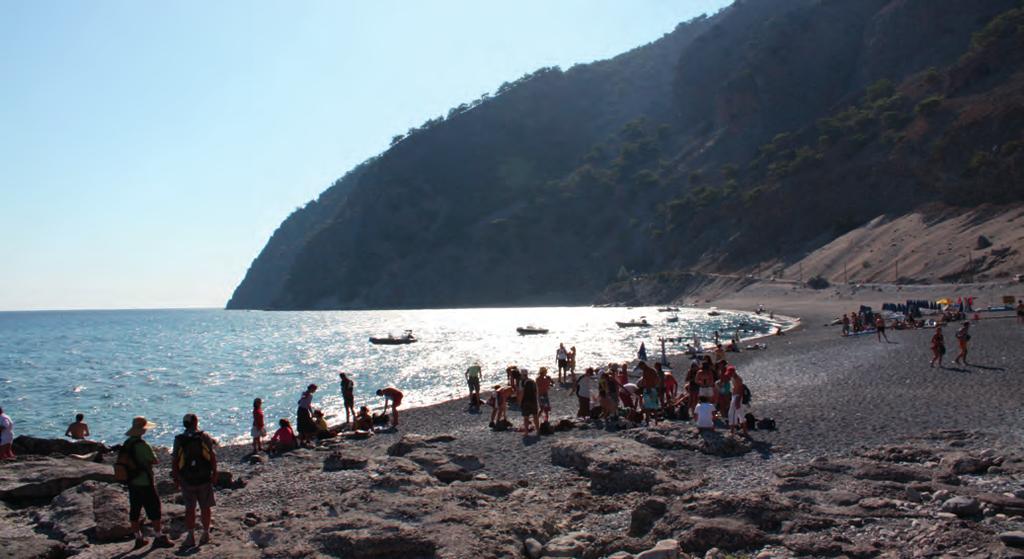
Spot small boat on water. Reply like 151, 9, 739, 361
369, 330, 417, 345
707, 307, 722, 316
616, 319, 651, 328
657, 306, 680, 312
516, 326, 549, 335
666, 315, 679, 323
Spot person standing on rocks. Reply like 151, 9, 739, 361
339, 373, 356, 427
573, 368, 595, 418
930, 325, 946, 368
297, 384, 318, 445
954, 321, 971, 366
0, 407, 14, 460
376, 386, 404, 427
519, 370, 540, 434
122, 416, 173, 549
65, 413, 90, 440
172, 413, 218, 548
637, 362, 661, 425
556, 344, 569, 384
568, 346, 577, 384
536, 367, 553, 424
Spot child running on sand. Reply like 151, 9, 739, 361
251, 399, 265, 453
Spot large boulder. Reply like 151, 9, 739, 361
941, 496, 980, 517
317, 526, 437, 559
541, 531, 594, 558
91, 485, 133, 541
629, 498, 668, 537
0, 456, 114, 504
676, 518, 770, 553
636, 539, 679, 559
940, 452, 993, 475
323, 451, 369, 472
551, 437, 668, 493
12, 436, 109, 457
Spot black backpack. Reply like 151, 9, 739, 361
757, 417, 776, 431
742, 385, 752, 405
175, 432, 213, 486
744, 412, 757, 429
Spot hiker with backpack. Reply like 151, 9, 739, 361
172, 413, 218, 548
119, 416, 173, 549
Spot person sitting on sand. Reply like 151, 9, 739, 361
519, 371, 540, 434
251, 399, 265, 453
376, 387, 404, 427
573, 368, 595, 419
353, 406, 374, 431
536, 367, 553, 424
268, 419, 297, 453
726, 367, 748, 435
954, 321, 971, 365
65, 413, 90, 440
313, 410, 337, 440
694, 396, 717, 432
619, 381, 639, 410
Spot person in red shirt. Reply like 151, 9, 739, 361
376, 387, 404, 427
251, 398, 265, 453
268, 418, 296, 454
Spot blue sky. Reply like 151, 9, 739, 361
0, 0, 731, 311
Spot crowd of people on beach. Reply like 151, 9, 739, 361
479, 341, 754, 437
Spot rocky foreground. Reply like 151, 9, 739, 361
1, 424, 1023, 558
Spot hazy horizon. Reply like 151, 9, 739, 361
1, 0, 731, 311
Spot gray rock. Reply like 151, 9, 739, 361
853, 463, 930, 483
904, 486, 923, 503
432, 462, 472, 483
542, 531, 593, 558
941, 496, 980, 517
92, 485, 132, 542
1, 535, 66, 559
636, 539, 679, 559
323, 451, 369, 472
12, 436, 109, 457
317, 523, 437, 559
629, 498, 668, 537
524, 537, 543, 559
677, 518, 770, 553
940, 452, 992, 475
1000, 531, 1024, 548
385, 433, 454, 457
0, 456, 114, 504
550, 438, 666, 493
460, 480, 515, 497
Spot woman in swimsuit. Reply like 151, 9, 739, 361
930, 326, 945, 368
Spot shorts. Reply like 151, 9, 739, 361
468, 378, 480, 393
538, 394, 551, 411
728, 395, 745, 426
642, 388, 659, 410
251, 426, 266, 439
128, 484, 161, 522
558, 359, 568, 370
343, 396, 354, 408
181, 482, 216, 510
698, 387, 714, 398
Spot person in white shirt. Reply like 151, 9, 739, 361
694, 397, 717, 432
573, 368, 595, 418
0, 407, 14, 460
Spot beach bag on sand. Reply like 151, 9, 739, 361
745, 413, 757, 429
757, 417, 776, 431
538, 421, 554, 436
114, 440, 141, 484
492, 419, 512, 431
176, 433, 213, 486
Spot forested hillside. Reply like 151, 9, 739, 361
228, 0, 1024, 310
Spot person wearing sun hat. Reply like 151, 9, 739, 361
122, 416, 173, 549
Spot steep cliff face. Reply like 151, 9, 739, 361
229, 0, 1024, 310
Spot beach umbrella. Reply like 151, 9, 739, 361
936, 298, 951, 305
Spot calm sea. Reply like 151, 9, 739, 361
0, 306, 781, 446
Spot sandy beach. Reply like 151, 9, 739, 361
2, 280, 1023, 558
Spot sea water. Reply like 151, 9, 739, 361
0, 306, 783, 446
